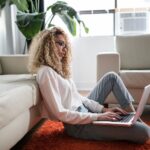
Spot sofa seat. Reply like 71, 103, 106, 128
0, 55, 43, 150
0, 74, 40, 105
120, 70, 150, 88
0, 75, 40, 130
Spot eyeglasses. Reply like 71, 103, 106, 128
55, 40, 67, 49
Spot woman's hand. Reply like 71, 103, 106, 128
97, 112, 121, 121
97, 107, 128, 121
102, 107, 127, 115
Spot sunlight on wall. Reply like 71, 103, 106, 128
71, 36, 115, 90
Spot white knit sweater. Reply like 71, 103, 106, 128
36, 66, 104, 124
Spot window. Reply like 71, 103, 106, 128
44, 0, 150, 36
79, 13, 114, 36
65, 0, 115, 36
117, 0, 150, 8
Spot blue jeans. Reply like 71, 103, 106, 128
64, 72, 150, 143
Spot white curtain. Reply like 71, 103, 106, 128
0, 3, 25, 55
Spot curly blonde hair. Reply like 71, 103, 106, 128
28, 27, 72, 79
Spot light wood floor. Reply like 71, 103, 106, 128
79, 90, 89, 96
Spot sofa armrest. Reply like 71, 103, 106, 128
0, 55, 29, 74
97, 52, 120, 81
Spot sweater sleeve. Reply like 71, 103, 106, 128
37, 67, 99, 124
70, 79, 104, 113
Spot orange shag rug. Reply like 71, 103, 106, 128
23, 120, 150, 150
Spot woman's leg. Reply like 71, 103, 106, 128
87, 72, 134, 110
64, 94, 150, 143
64, 122, 150, 143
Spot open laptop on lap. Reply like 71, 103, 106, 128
93, 84, 150, 127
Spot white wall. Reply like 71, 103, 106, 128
71, 36, 115, 90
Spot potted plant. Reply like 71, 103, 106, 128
0, 0, 89, 52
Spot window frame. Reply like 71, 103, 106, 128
78, 0, 150, 36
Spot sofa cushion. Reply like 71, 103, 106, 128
0, 55, 29, 74
119, 70, 150, 88
0, 77, 41, 129
116, 35, 150, 69
0, 74, 40, 105
0, 74, 35, 83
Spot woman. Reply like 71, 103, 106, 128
28, 27, 150, 143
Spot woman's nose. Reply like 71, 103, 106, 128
63, 47, 67, 52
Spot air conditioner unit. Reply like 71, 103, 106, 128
119, 12, 148, 34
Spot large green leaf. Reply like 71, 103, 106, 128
47, 1, 89, 35
67, 10, 89, 33
48, 2, 77, 35
16, 11, 45, 39
80, 21, 89, 33
67, 9, 89, 33
58, 12, 76, 36
51, 2, 73, 16
0, 0, 13, 9
11, 0, 29, 12
0, 0, 7, 9
47, 1, 67, 11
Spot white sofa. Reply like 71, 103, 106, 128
0, 55, 42, 150
97, 35, 150, 105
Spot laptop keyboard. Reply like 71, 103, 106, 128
119, 114, 135, 122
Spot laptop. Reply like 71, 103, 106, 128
93, 84, 150, 127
